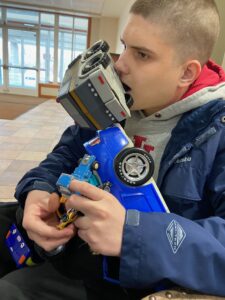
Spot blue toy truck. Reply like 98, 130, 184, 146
55, 40, 169, 284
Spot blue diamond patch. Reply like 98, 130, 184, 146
166, 220, 186, 254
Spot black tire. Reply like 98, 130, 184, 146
114, 147, 154, 186
81, 52, 110, 75
91, 161, 99, 170
83, 40, 109, 60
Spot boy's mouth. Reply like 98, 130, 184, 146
122, 82, 133, 108
122, 82, 131, 93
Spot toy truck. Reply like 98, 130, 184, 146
57, 124, 169, 225
56, 40, 169, 284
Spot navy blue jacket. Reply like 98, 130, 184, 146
15, 99, 225, 296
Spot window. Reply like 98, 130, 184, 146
59, 15, 73, 29
73, 17, 88, 58
0, 7, 90, 89
73, 33, 87, 58
40, 13, 55, 27
40, 29, 54, 83
8, 29, 37, 88
58, 16, 89, 82
58, 31, 73, 82
74, 18, 88, 31
7, 8, 39, 25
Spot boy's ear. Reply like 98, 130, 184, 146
179, 60, 202, 87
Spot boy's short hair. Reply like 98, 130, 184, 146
130, 0, 220, 65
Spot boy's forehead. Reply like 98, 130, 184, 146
122, 14, 172, 51
123, 14, 162, 39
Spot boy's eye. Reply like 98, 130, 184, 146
137, 51, 149, 60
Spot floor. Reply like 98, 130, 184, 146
0, 93, 46, 120
0, 99, 73, 202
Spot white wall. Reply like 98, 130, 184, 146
115, 0, 135, 53
89, 0, 135, 54
90, 17, 119, 52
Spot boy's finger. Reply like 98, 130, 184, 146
69, 179, 108, 201
68, 193, 98, 215
28, 216, 74, 239
48, 193, 60, 212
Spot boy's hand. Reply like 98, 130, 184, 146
67, 179, 126, 257
23, 190, 75, 252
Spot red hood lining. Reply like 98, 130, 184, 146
181, 60, 225, 99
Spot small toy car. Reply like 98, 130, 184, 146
57, 154, 100, 198
56, 154, 101, 229
57, 208, 78, 230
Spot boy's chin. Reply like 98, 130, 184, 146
130, 104, 140, 111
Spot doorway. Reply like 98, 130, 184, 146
0, 27, 38, 96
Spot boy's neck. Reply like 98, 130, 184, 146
143, 86, 189, 116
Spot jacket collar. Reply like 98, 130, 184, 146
157, 99, 225, 187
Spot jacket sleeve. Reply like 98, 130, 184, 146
15, 125, 96, 206
119, 129, 225, 296
120, 210, 225, 296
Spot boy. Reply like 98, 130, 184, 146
1, 0, 225, 299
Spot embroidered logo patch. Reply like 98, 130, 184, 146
175, 156, 192, 164
166, 220, 186, 254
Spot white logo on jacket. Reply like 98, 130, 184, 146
166, 220, 186, 254
175, 156, 192, 164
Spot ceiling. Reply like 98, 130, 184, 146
0, 0, 130, 17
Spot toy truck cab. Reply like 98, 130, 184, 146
57, 40, 133, 130
84, 125, 169, 213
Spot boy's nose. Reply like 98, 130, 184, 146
114, 55, 129, 76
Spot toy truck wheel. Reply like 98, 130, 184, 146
91, 161, 99, 170
81, 52, 110, 75
114, 147, 154, 186
83, 40, 109, 60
